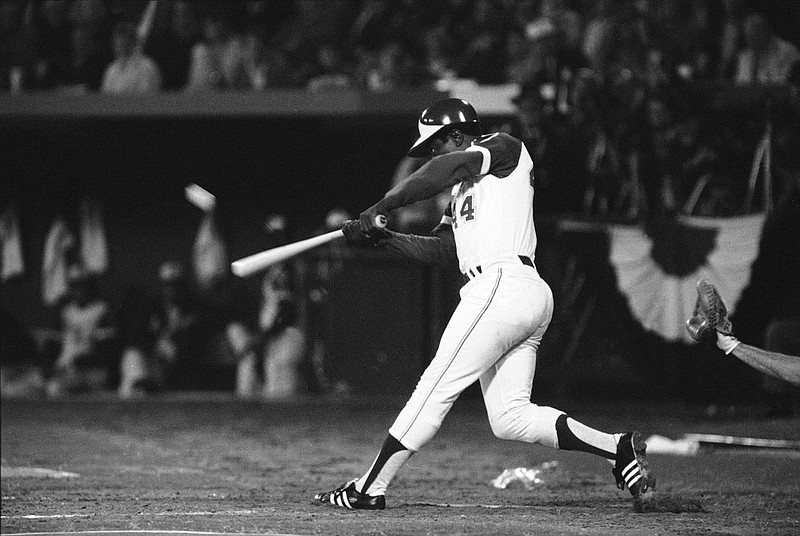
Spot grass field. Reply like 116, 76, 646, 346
2, 393, 799, 536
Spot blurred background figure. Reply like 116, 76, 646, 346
305, 41, 354, 92
117, 261, 205, 398
185, 9, 249, 91
1, 308, 44, 398
0, 0, 39, 93
235, 213, 306, 399
734, 12, 800, 85
304, 208, 352, 397
188, 192, 258, 392
256, 261, 306, 400
144, 0, 200, 91
101, 20, 161, 94
62, 0, 112, 92
46, 264, 118, 396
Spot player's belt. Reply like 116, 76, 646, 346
464, 255, 534, 282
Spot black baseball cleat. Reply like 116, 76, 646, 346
613, 431, 655, 498
314, 480, 386, 510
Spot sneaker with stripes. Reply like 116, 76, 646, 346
612, 431, 655, 497
314, 480, 386, 510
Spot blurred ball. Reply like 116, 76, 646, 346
158, 261, 185, 283
265, 214, 288, 234
325, 207, 351, 230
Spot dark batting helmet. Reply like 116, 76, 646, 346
407, 98, 482, 157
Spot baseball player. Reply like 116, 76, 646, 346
314, 98, 655, 510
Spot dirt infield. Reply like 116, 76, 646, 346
2, 394, 799, 536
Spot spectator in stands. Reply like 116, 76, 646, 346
101, 21, 161, 94
606, 67, 649, 219
28, 0, 73, 91
569, 69, 623, 217
419, 26, 457, 83
306, 42, 354, 92
643, 0, 712, 85
638, 92, 720, 216
292, 0, 354, 52
253, 44, 300, 89
715, 0, 748, 79
540, 0, 584, 54
734, 12, 800, 85
144, 0, 200, 91
240, 18, 271, 90
580, 0, 619, 77
504, 26, 535, 85
46, 264, 118, 396
61, 0, 112, 93
0, 0, 37, 93
360, 39, 424, 92
186, 11, 250, 91
452, 0, 507, 84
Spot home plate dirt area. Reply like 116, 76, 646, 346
2, 394, 799, 536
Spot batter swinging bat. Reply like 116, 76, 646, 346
231, 215, 387, 277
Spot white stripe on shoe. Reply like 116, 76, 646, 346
622, 460, 639, 477
621, 460, 642, 488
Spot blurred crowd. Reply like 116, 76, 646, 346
1, 0, 799, 219
1, 0, 800, 401
1, 0, 798, 94
0, 201, 355, 400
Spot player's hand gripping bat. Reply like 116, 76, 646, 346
231, 215, 387, 277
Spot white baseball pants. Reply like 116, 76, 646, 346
389, 263, 561, 451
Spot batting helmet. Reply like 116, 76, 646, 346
408, 98, 482, 157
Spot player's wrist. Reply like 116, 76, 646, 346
716, 331, 740, 355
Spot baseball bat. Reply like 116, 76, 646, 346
231, 214, 387, 278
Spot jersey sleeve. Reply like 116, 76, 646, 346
465, 132, 523, 178
380, 224, 457, 268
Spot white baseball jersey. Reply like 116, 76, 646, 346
440, 132, 537, 274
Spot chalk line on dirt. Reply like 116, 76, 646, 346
1, 511, 258, 520
0, 532, 307, 536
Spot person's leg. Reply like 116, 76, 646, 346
319, 267, 540, 505
118, 346, 149, 398
480, 339, 617, 457
262, 327, 306, 400
481, 334, 654, 497
354, 281, 528, 496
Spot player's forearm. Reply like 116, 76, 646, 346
730, 342, 800, 386
381, 224, 457, 267
377, 153, 477, 213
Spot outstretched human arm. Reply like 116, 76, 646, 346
359, 151, 482, 234
342, 220, 457, 268
717, 332, 800, 386
381, 223, 457, 267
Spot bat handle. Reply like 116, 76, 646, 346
375, 214, 387, 228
